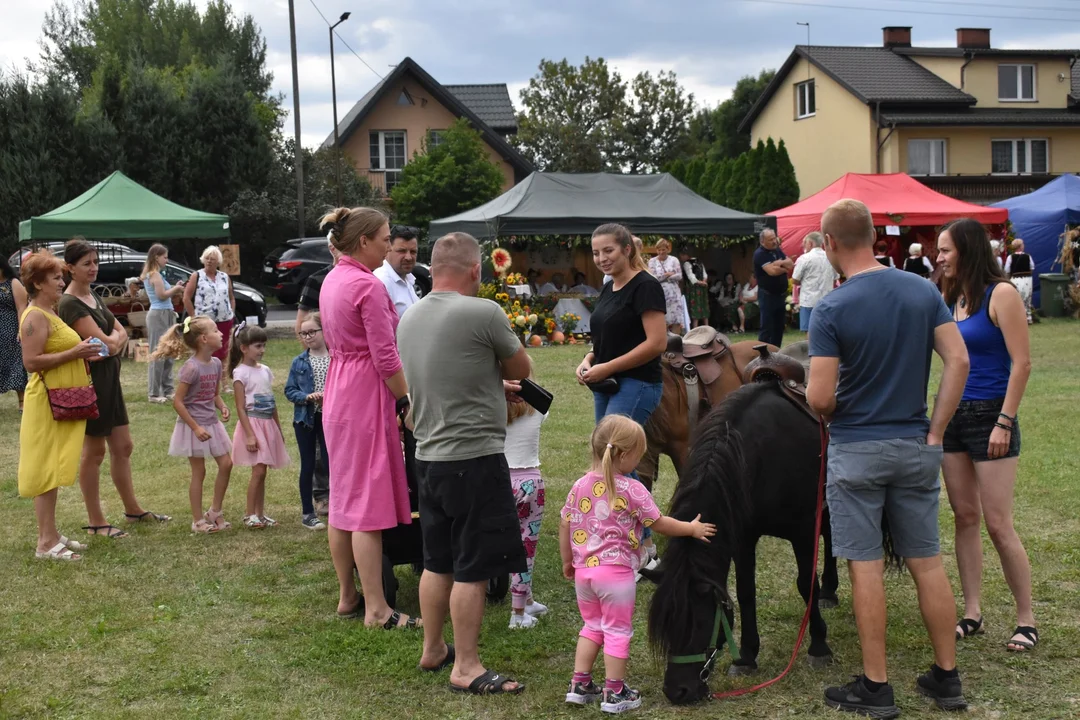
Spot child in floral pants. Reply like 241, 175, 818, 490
504, 386, 548, 628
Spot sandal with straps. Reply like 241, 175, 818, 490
191, 519, 218, 534
205, 509, 232, 531
83, 525, 129, 539
449, 669, 525, 695
381, 609, 421, 630
125, 511, 173, 524
956, 616, 984, 640
1007, 626, 1038, 652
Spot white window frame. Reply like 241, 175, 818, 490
427, 130, 445, 149
795, 80, 816, 119
369, 130, 407, 189
907, 139, 947, 176
998, 64, 1036, 102
991, 138, 1049, 176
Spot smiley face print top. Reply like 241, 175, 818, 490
561, 471, 662, 571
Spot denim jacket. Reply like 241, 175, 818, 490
284, 350, 320, 427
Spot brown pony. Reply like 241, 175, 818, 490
639, 340, 778, 490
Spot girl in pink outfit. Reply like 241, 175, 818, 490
560, 415, 715, 714
229, 323, 290, 529
318, 206, 416, 630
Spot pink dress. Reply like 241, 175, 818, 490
230, 363, 290, 469
320, 256, 410, 532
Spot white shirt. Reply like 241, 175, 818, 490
792, 247, 838, 308
373, 260, 418, 317
537, 282, 566, 296
504, 410, 546, 469
570, 283, 600, 297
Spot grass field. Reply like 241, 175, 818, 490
1, 322, 1078, 719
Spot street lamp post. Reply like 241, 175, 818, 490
330, 11, 351, 207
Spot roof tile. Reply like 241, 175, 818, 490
797, 46, 975, 104
443, 84, 518, 132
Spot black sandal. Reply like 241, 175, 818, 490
449, 669, 525, 695
955, 616, 984, 640
382, 609, 420, 630
1006, 626, 1038, 652
419, 643, 455, 672
83, 525, 129, 539
125, 511, 172, 523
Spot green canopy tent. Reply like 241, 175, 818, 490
19, 171, 231, 241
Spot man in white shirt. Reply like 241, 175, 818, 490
570, 271, 599, 296
792, 231, 838, 333
373, 225, 420, 317
537, 272, 567, 296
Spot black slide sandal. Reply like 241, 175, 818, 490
955, 616, 983, 640
419, 644, 454, 672
449, 670, 525, 695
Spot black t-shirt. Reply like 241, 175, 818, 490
753, 245, 788, 295
297, 266, 331, 310
1008, 252, 1032, 275
590, 271, 666, 384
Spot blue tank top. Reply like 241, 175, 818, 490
148, 273, 175, 311
954, 285, 1011, 401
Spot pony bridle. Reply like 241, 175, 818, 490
669, 595, 740, 682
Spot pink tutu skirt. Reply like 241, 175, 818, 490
169, 420, 232, 459
231, 417, 291, 468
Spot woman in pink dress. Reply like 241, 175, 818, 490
319, 206, 417, 629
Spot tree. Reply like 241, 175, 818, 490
776, 139, 800, 207
391, 119, 505, 229
684, 157, 706, 196
711, 159, 731, 207
724, 155, 749, 211
620, 70, 694, 173
666, 157, 687, 183
740, 140, 766, 213
685, 69, 776, 163
698, 161, 719, 199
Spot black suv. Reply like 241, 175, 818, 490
9, 245, 267, 327
263, 238, 332, 305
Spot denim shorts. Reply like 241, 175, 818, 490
943, 397, 1021, 462
827, 437, 943, 562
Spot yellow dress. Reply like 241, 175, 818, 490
18, 307, 90, 498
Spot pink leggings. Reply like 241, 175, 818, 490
575, 564, 636, 659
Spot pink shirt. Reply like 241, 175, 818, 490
177, 357, 222, 425
561, 471, 661, 571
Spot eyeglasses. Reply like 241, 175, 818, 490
298, 330, 321, 339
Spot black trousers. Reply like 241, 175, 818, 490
758, 289, 786, 347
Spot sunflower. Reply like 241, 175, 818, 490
491, 248, 512, 274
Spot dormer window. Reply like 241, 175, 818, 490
998, 64, 1036, 102
796, 80, 816, 119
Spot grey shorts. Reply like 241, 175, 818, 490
827, 437, 943, 562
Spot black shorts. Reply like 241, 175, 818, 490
416, 454, 527, 583
943, 397, 1021, 462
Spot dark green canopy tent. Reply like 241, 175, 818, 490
19, 171, 231, 241
428, 172, 775, 240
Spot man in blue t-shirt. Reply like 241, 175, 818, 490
753, 228, 792, 346
806, 199, 971, 718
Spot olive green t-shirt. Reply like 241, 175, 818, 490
397, 292, 521, 462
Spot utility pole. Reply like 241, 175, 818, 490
288, 0, 305, 237
330, 12, 351, 208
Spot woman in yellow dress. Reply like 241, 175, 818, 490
19, 251, 104, 561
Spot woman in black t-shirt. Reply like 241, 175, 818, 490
576, 223, 667, 425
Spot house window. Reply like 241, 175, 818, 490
369, 130, 407, 190
998, 64, 1036, 101
427, 130, 445, 149
991, 139, 1049, 175
397, 88, 414, 106
796, 80, 816, 119
907, 139, 947, 176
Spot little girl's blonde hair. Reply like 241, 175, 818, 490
151, 316, 216, 360
506, 357, 536, 425
590, 415, 647, 501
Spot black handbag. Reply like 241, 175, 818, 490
586, 378, 619, 395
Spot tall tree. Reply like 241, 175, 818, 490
685, 69, 776, 162
724, 155, 749, 211
684, 157, 706, 196
776, 139, 800, 207
620, 70, 694, 173
391, 119, 505, 229
711, 159, 732, 206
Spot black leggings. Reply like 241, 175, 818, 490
294, 414, 328, 515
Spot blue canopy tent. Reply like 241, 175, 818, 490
992, 174, 1080, 307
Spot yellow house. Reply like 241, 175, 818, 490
324, 57, 534, 196
741, 27, 1080, 204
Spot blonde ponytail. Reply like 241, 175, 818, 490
601, 443, 617, 500
591, 415, 648, 497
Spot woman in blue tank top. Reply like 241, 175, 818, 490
936, 219, 1036, 653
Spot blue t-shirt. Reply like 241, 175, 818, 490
809, 268, 953, 443
754, 245, 788, 295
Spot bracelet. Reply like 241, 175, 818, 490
998, 412, 1017, 424
994, 421, 1013, 432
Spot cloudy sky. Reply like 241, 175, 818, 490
3, 0, 1080, 147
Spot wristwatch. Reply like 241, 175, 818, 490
395, 395, 411, 416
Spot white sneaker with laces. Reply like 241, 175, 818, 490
524, 600, 548, 617
509, 612, 539, 629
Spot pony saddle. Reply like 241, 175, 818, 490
664, 326, 731, 386
745, 345, 819, 423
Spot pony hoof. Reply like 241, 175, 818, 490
818, 596, 839, 610
727, 663, 758, 677
807, 653, 834, 670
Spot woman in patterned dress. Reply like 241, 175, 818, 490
183, 246, 236, 391
646, 239, 684, 334
0, 256, 29, 410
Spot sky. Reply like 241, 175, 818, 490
3, 0, 1080, 148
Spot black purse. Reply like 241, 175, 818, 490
586, 378, 619, 395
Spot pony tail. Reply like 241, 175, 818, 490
629, 242, 649, 273
601, 444, 617, 500
227, 326, 245, 379
151, 323, 188, 360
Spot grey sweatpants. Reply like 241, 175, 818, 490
146, 308, 177, 398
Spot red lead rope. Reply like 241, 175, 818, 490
711, 419, 829, 701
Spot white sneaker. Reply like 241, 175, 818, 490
509, 612, 539, 629
148, 396, 168, 404
635, 557, 660, 583
524, 600, 549, 617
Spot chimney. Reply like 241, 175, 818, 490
956, 28, 991, 49
882, 26, 912, 49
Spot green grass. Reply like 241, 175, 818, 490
1, 322, 1078, 719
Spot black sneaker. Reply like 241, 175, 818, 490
601, 685, 642, 714
824, 676, 900, 719
301, 513, 326, 530
565, 679, 602, 705
916, 667, 967, 711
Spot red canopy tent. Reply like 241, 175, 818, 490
771, 173, 1009, 258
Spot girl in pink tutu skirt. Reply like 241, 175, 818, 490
152, 316, 234, 534
228, 324, 290, 529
